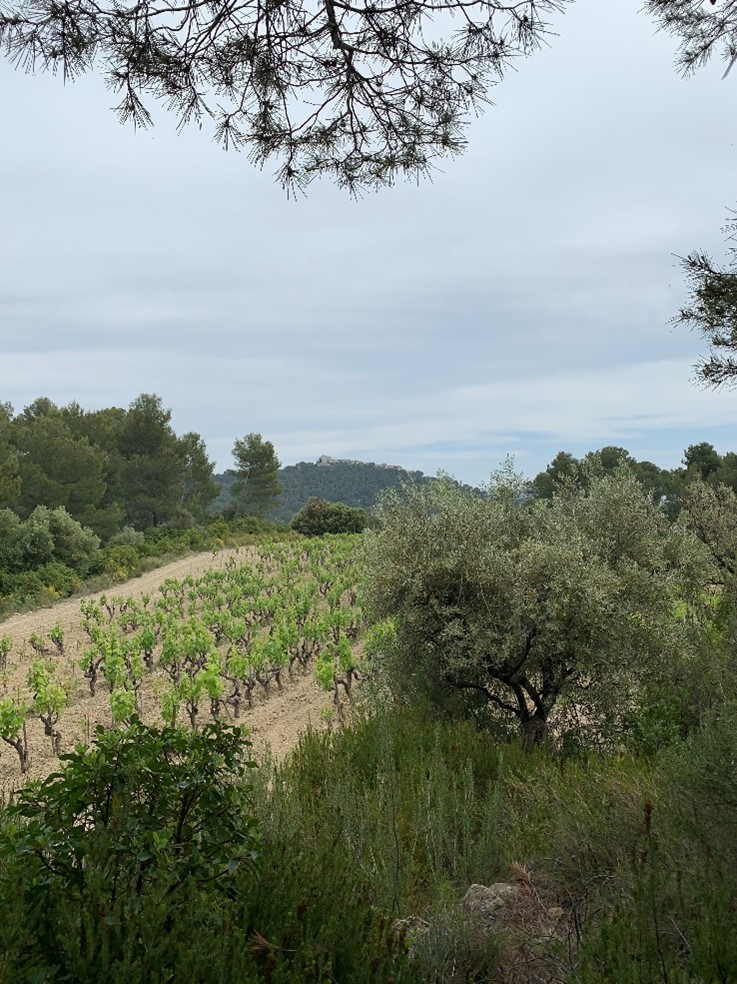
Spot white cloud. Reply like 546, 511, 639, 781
1, 0, 737, 490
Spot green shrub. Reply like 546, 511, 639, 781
251, 708, 510, 913
241, 707, 511, 982
207, 518, 230, 541
107, 526, 146, 548
20, 506, 100, 574
622, 695, 689, 756
292, 498, 368, 536
17, 509, 55, 567
142, 525, 182, 547
560, 708, 737, 982
4, 570, 44, 601
184, 526, 209, 550
656, 703, 737, 856
576, 850, 737, 983
0, 720, 259, 982
35, 561, 81, 596
102, 544, 143, 580
229, 515, 272, 536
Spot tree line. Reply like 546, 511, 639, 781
0, 394, 219, 538
4, 389, 737, 616
3, 390, 735, 544
0, 395, 283, 538
528, 441, 736, 517
0, 395, 282, 613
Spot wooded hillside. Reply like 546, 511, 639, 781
214, 458, 429, 522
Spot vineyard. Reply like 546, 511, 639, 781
1, 484, 736, 982
0, 534, 365, 787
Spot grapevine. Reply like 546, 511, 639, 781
0, 533, 367, 778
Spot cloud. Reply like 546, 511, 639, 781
1, 0, 737, 491
267, 359, 737, 480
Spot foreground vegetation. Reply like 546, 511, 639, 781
0, 464, 736, 981
0, 699, 735, 982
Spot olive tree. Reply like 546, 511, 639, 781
365, 468, 710, 747
20, 505, 101, 574
681, 478, 737, 578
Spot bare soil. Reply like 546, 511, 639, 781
0, 548, 335, 793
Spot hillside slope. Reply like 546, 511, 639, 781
213, 457, 428, 521
0, 549, 334, 790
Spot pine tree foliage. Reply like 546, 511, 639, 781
646, 0, 737, 78
229, 432, 281, 518
672, 214, 737, 388
0, 0, 568, 191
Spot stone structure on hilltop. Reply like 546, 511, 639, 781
316, 454, 403, 471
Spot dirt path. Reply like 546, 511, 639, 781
0, 548, 334, 791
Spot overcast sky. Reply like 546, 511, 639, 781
2, 0, 737, 485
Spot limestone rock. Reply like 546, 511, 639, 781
461, 882, 521, 920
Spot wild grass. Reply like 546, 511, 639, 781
0, 702, 735, 982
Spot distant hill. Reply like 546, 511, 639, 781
213, 455, 429, 522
